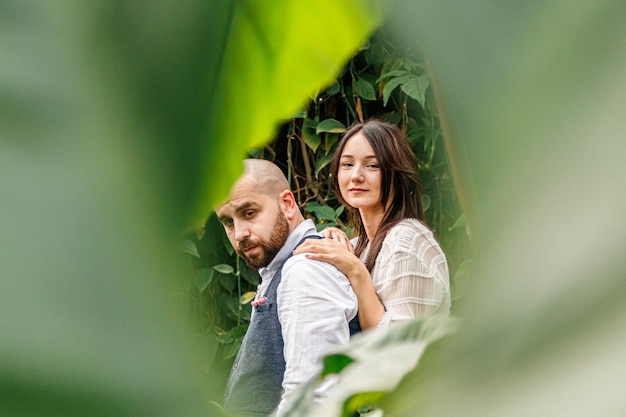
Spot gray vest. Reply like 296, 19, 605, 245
223, 237, 360, 417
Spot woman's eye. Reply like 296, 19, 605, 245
341, 162, 353, 168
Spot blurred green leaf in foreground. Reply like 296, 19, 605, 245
0, 1, 381, 416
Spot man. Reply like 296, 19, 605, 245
216, 159, 358, 417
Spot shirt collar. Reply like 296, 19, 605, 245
259, 219, 318, 277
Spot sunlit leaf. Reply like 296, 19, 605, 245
197, 0, 385, 227
282, 316, 458, 417
213, 263, 235, 275
239, 291, 257, 305
316, 118, 347, 134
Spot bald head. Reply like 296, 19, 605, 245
242, 159, 290, 199
216, 159, 304, 269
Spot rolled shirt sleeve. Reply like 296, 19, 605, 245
276, 254, 358, 414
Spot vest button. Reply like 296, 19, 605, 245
232, 363, 238, 370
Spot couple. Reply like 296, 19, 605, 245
216, 120, 451, 417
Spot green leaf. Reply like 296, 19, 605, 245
382, 74, 411, 106
302, 117, 322, 152
306, 202, 338, 221
196, 0, 385, 227
213, 263, 235, 275
0, 1, 384, 415
218, 274, 236, 292
222, 231, 235, 256
179, 239, 200, 258
216, 324, 248, 345
365, 40, 385, 65
316, 118, 347, 134
326, 81, 341, 96
315, 154, 334, 177
194, 268, 214, 293
280, 316, 458, 416
376, 69, 411, 82
355, 78, 377, 100
322, 354, 355, 376
222, 336, 245, 360
400, 73, 430, 107
317, 222, 339, 231
344, 392, 386, 416
239, 291, 256, 305
324, 132, 340, 155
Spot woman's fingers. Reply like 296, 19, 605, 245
294, 238, 337, 255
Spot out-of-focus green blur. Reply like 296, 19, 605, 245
3, 0, 626, 416
383, 1, 626, 416
0, 1, 380, 416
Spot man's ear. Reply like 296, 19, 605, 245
278, 189, 298, 220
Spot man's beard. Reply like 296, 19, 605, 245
236, 210, 290, 269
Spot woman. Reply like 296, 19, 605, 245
294, 120, 451, 330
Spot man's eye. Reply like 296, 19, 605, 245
244, 210, 255, 218
221, 218, 233, 227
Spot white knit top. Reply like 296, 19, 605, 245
355, 218, 451, 329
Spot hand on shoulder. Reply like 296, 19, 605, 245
319, 226, 354, 253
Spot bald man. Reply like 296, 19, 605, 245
216, 159, 358, 417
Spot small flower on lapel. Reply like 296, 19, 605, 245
251, 296, 267, 307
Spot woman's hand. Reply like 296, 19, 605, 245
295, 236, 385, 330
319, 227, 354, 254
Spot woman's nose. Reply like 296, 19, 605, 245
350, 167, 364, 182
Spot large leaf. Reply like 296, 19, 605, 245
197, 0, 385, 227
0, 1, 382, 416
280, 316, 458, 417
378, 2, 626, 417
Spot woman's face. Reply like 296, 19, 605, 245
337, 132, 384, 216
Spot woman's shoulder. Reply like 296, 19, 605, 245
386, 218, 432, 239
381, 218, 441, 252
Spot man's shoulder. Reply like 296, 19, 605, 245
283, 252, 342, 276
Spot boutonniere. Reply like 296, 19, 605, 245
251, 295, 267, 307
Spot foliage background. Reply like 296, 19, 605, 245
185, 25, 471, 397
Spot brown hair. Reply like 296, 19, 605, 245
331, 120, 425, 271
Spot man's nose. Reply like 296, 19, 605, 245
233, 221, 250, 242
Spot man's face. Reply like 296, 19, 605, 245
216, 178, 290, 269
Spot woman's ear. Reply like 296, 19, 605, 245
278, 189, 298, 220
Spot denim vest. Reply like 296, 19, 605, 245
223, 236, 360, 417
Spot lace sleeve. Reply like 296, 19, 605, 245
372, 220, 451, 326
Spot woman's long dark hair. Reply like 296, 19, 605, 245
331, 120, 425, 271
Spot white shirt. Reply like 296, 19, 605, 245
356, 218, 451, 329
257, 219, 357, 416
